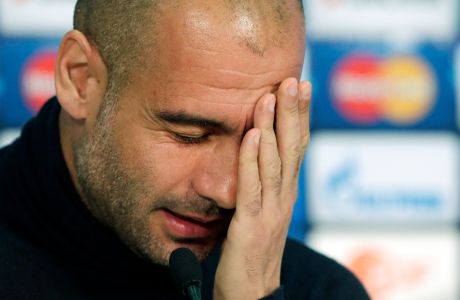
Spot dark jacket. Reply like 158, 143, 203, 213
0, 98, 370, 299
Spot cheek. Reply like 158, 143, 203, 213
117, 130, 201, 194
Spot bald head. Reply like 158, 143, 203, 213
74, 0, 304, 90
226, 0, 304, 55
60, 0, 306, 267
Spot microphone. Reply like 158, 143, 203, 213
169, 247, 203, 300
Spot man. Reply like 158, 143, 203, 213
0, 1, 369, 299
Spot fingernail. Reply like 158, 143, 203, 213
301, 82, 312, 100
254, 131, 261, 145
267, 96, 275, 112
288, 82, 298, 97
300, 86, 309, 100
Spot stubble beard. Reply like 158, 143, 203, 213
72, 98, 168, 264
72, 95, 230, 266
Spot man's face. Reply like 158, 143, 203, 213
74, 4, 305, 265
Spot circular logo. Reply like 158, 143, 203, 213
331, 54, 382, 124
21, 50, 57, 113
331, 53, 436, 126
380, 56, 435, 124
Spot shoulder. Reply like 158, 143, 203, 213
0, 224, 76, 299
281, 238, 370, 300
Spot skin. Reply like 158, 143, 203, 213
55, 1, 310, 298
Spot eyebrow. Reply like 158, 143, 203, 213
156, 111, 232, 133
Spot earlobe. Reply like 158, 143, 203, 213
55, 30, 106, 120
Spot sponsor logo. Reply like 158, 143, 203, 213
308, 230, 459, 300
324, 158, 442, 212
308, 133, 459, 223
349, 248, 427, 300
21, 51, 57, 113
307, 0, 456, 42
331, 54, 436, 125
0, 0, 75, 36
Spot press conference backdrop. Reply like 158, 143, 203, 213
0, 0, 458, 299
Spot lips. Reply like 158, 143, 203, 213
160, 209, 224, 239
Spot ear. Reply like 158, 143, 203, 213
55, 30, 107, 120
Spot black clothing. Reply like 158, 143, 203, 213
0, 98, 370, 299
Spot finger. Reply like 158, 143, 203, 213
298, 81, 311, 165
235, 128, 262, 220
253, 93, 282, 209
276, 78, 302, 188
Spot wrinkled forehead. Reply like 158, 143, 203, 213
150, 1, 305, 105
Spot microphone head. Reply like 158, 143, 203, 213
169, 247, 203, 292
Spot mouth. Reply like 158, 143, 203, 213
160, 208, 226, 240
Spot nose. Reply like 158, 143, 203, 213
191, 140, 239, 209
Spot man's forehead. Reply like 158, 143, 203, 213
158, 0, 304, 41
155, 0, 305, 69
159, 59, 302, 109
136, 0, 305, 118
150, 7, 304, 103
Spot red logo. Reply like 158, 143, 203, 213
21, 50, 57, 113
331, 53, 436, 125
348, 248, 427, 300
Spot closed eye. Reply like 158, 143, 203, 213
172, 133, 210, 144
